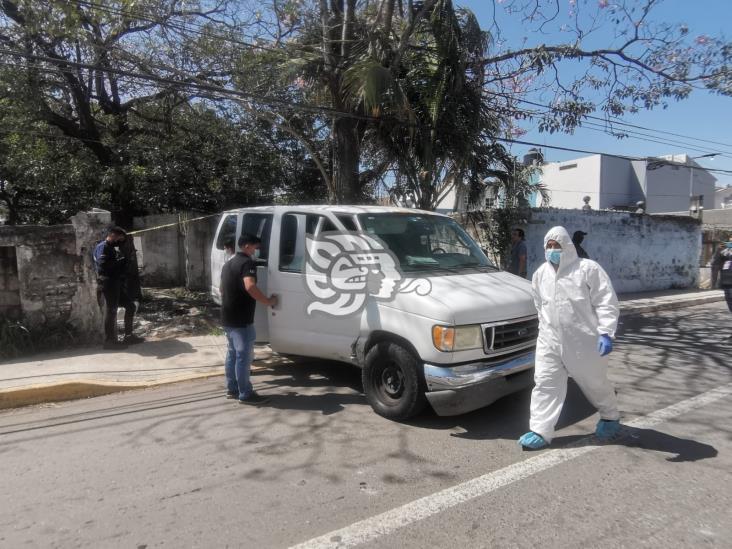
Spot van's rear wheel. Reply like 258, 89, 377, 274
362, 342, 427, 420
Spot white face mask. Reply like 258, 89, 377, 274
252, 248, 261, 260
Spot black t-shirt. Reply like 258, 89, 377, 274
220, 252, 258, 327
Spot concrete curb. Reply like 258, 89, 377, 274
619, 293, 724, 316
0, 357, 290, 410
0, 372, 224, 411
0, 294, 725, 410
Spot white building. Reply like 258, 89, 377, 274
538, 154, 717, 214
715, 185, 732, 209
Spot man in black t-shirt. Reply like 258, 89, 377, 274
220, 233, 277, 404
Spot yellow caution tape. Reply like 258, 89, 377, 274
127, 213, 220, 236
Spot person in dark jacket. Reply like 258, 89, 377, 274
712, 237, 732, 320
118, 235, 144, 344
94, 226, 139, 348
572, 230, 590, 259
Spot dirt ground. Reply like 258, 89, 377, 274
134, 287, 221, 340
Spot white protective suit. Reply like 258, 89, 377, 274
530, 226, 620, 442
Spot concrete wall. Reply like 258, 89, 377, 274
0, 210, 109, 337
132, 212, 218, 290
462, 208, 702, 294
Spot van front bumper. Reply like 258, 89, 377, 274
423, 350, 535, 416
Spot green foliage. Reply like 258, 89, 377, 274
466, 208, 526, 269
0, 319, 79, 360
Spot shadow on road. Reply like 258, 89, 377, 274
551, 426, 718, 463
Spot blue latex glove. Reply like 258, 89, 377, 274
597, 334, 613, 357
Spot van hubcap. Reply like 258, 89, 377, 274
381, 365, 404, 398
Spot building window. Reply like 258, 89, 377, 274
559, 163, 577, 171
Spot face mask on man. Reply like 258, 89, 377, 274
545, 249, 561, 265
726, 242, 732, 249
252, 248, 261, 259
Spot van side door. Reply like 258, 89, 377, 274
241, 212, 273, 343
211, 213, 239, 304
267, 211, 361, 360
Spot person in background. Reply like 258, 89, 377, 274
93, 226, 129, 349
519, 226, 622, 450
508, 228, 528, 279
572, 230, 590, 259
711, 239, 730, 289
220, 233, 278, 404
713, 237, 732, 326
223, 238, 235, 260
118, 235, 144, 344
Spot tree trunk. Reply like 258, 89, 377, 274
332, 117, 361, 204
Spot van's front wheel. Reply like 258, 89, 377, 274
362, 342, 427, 420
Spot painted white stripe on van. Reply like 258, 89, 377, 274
289, 383, 732, 549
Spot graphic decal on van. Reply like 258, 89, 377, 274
304, 232, 432, 316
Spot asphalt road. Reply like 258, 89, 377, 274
1, 303, 730, 548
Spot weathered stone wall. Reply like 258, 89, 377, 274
0, 211, 110, 339
0, 225, 79, 327
0, 245, 22, 320
462, 208, 702, 293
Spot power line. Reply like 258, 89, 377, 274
63, 0, 732, 155
5, 51, 732, 176
487, 90, 732, 151
493, 137, 732, 176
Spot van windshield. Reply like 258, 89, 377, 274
357, 213, 496, 273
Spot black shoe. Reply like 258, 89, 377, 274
103, 340, 128, 350
122, 334, 145, 344
225, 391, 238, 399
238, 392, 271, 405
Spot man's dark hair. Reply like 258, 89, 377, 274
238, 233, 261, 247
512, 228, 525, 239
107, 226, 127, 237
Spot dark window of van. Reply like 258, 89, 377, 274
279, 214, 301, 272
242, 213, 273, 260
279, 214, 337, 273
215, 214, 237, 250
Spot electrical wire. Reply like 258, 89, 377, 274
60, 0, 732, 153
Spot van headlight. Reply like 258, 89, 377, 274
432, 325, 483, 352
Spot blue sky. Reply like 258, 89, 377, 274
459, 0, 732, 188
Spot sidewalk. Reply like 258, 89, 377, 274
0, 289, 725, 410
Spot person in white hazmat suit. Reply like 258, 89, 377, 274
518, 226, 623, 450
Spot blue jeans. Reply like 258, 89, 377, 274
725, 288, 732, 313
224, 324, 256, 400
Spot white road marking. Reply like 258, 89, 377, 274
289, 383, 732, 549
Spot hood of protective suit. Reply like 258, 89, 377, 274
543, 226, 579, 274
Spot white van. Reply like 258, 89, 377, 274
211, 205, 537, 420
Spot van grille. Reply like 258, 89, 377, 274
483, 316, 538, 356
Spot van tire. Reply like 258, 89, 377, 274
362, 341, 427, 420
